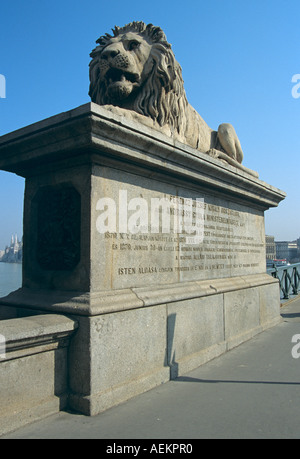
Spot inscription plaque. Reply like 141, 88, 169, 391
92, 168, 266, 290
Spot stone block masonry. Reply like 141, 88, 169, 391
0, 103, 286, 419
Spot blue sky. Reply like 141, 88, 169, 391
0, 0, 299, 249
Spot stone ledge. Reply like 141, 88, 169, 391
0, 273, 278, 317
0, 314, 78, 361
0, 314, 77, 436
0, 103, 286, 209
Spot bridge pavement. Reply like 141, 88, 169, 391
2, 296, 300, 440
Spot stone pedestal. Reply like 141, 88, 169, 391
0, 103, 286, 415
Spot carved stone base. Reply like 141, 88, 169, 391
0, 103, 285, 416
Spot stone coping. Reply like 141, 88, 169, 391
0, 314, 78, 361
0, 273, 278, 317
0, 103, 286, 210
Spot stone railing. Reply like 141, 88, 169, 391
267, 262, 300, 300
0, 314, 77, 436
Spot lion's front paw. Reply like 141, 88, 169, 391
206, 148, 220, 158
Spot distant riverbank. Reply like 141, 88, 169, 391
0, 260, 22, 264
0, 262, 22, 297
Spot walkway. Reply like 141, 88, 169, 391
3, 297, 300, 439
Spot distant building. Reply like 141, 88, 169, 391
288, 242, 300, 263
0, 234, 23, 263
275, 240, 299, 263
265, 235, 276, 260
275, 241, 289, 260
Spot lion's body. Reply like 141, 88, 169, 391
181, 104, 214, 152
89, 21, 251, 172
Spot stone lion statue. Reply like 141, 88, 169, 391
89, 21, 257, 177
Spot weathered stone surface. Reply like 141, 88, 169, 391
0, 103, 286, 297
89, 22, 247, 172
90, 166, 267, 291
0, 273, 279, 316
68, 306, 170, 415
0, 315, 77, 436
65, 275, 281, 415
0, 104, 285, 420
167, 295, 225, 378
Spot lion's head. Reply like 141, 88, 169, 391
89, 21, 188, 136
89, 22, 256, 175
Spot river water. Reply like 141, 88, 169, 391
0, 263, 22, 298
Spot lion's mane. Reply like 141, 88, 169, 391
88, 21, 259, 176
89, 21, 189, 138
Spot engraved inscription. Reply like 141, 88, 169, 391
94, 171, 266, 289
100, 195, 265, 281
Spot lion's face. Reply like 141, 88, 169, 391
89, 22, 247, 169
93, 32, 154, 103
89, 22, 187, 132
